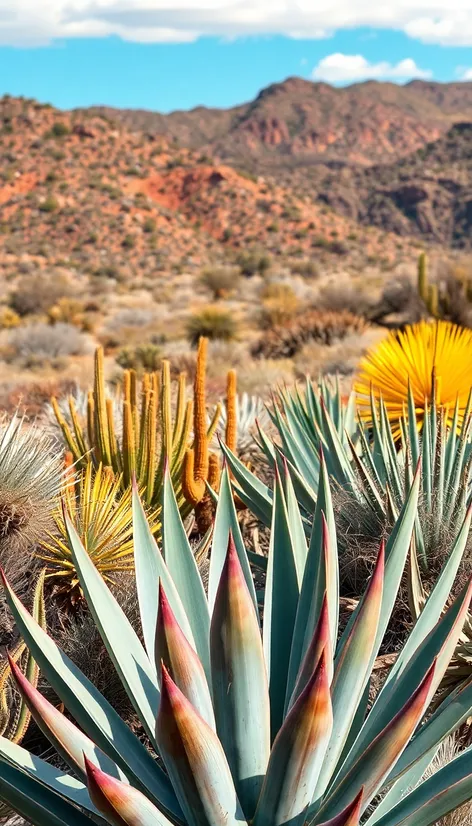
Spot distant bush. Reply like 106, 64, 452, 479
47, 122, 70, 138
116, 344, 162, 372
9, 273, 75, 316
236, 250, 271, 277
0, 307, 20, 329
122, 234, 136, 249
186, 306, 238, 347
252, 310, 367, 359
39, 194, 59, 213
259, 283, 299, 329
6, 322, 89, 365
143, 217, 156, 233
290, 259, 320, 279
199, 266, 240, 299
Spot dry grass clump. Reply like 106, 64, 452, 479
258, 282, 300, 329
186, 306, 238, 347
8, 273, 76, 317
252, 309, 367, 359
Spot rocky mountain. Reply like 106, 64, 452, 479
89, 77, 472, 167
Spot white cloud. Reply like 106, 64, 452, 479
458, 67, 472, 80
312, 53, 432, 83
0, 1, 472, 47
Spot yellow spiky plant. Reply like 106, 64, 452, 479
355, 319, 472, 440
38, 463, 140, 601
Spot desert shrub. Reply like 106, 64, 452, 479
122, 233, 136, 249
372, 276, 424, 323
316, 282, 375, 318
290, 259, 320, 278
108, 308, 156, 329
6, 322, 90, 365
38, 194, 59, 213
251, 310, 367, 359
236, 249, 271, 277
49, 122, 70, 138
143, 217, 156, 233
0, 308, 20, 329
9, 273, 75, 317
186, 306, 238, 347
258, 283, 299, 329
199, 265, 240, 299
47, 297, 86, 327
116, 344, 162, 372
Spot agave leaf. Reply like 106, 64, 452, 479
0, 736, 99, 817
211, 535, 270, 819
288, 593, 332, 710
282, 456, 309, 584
209, 464, 257, 615
0, 757, 92, 826
219, 441, 273, 526
317, 789, 363, 826
315, 542, 385, 799
253, 651, 333, 826
85, 757, 173, 826
161, 467, 210, 678
286, 448, 338, 704
371, 675, 472, 820
345, 580, 472, 772
65, 510, 160, 748
1, 571, 181, 820
263, 466, 300, 738
315, 664, 435, 823
156, 665, 246, 826
132, 484, 196, 655
10, 656, 127, 785
371, 743, 472, 826
156, 582, 215, 729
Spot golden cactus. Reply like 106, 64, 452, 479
427, 283, 439, 317
51, 346, 196, 528
182, 338, 222, 531
225, 369, 237, 454
418, 251, 428, 303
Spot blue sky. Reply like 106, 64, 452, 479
0, 2, 472, 112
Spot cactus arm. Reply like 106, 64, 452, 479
122, 400, 136, 488
51, 397, 82, 463
106, 398, 122, 475
93, 348, 112, 467
182, 448, 206, 506
68, 398, 88, 460
193, 337, 210, 482
86, 391, 97, 465
225, 370, 238, 453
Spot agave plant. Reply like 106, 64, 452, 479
1, 460, 472, 825
216, 390, 270, 459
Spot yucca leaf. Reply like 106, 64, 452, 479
372, 743, 472, 826
156, 582, 215, 729
10, 656, 126, 785
282, 455, 309, 584
264, 465, 300, 738
286, 448, 338, 703
1, 571, 181, 820
315, 664, 435, 823
132, 484, 196, 656
85, 756, 173, 826
211, 535, 270, 819
288, 593, 332, 711
315, 542, 384, 798
0, 758, 92, 826
253, 651, 333, 826
209, 464, 257, 615
318, 789, 363, 826
65, 510, 160, 748
161, 466, 210, 678
156, 665, 246, 826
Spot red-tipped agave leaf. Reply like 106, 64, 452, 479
317, 662, 436, 822
85, 756, 171, 826
253, 649, 333, 826
9, 656, 123, 785
287, 592, 332, 711
318, 789, 363, 826
156, 665, 246, 826
315, 542, 385, 796
211, 533, 270, 820
156, 581, 215, 730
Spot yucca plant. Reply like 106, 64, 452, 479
38, 463, 137, 600
1, 462, 472, 825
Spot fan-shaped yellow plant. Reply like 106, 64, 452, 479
355, 319, 472, 438
38, 463, 137, 601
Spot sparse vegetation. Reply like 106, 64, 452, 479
186, 306, 238, 346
